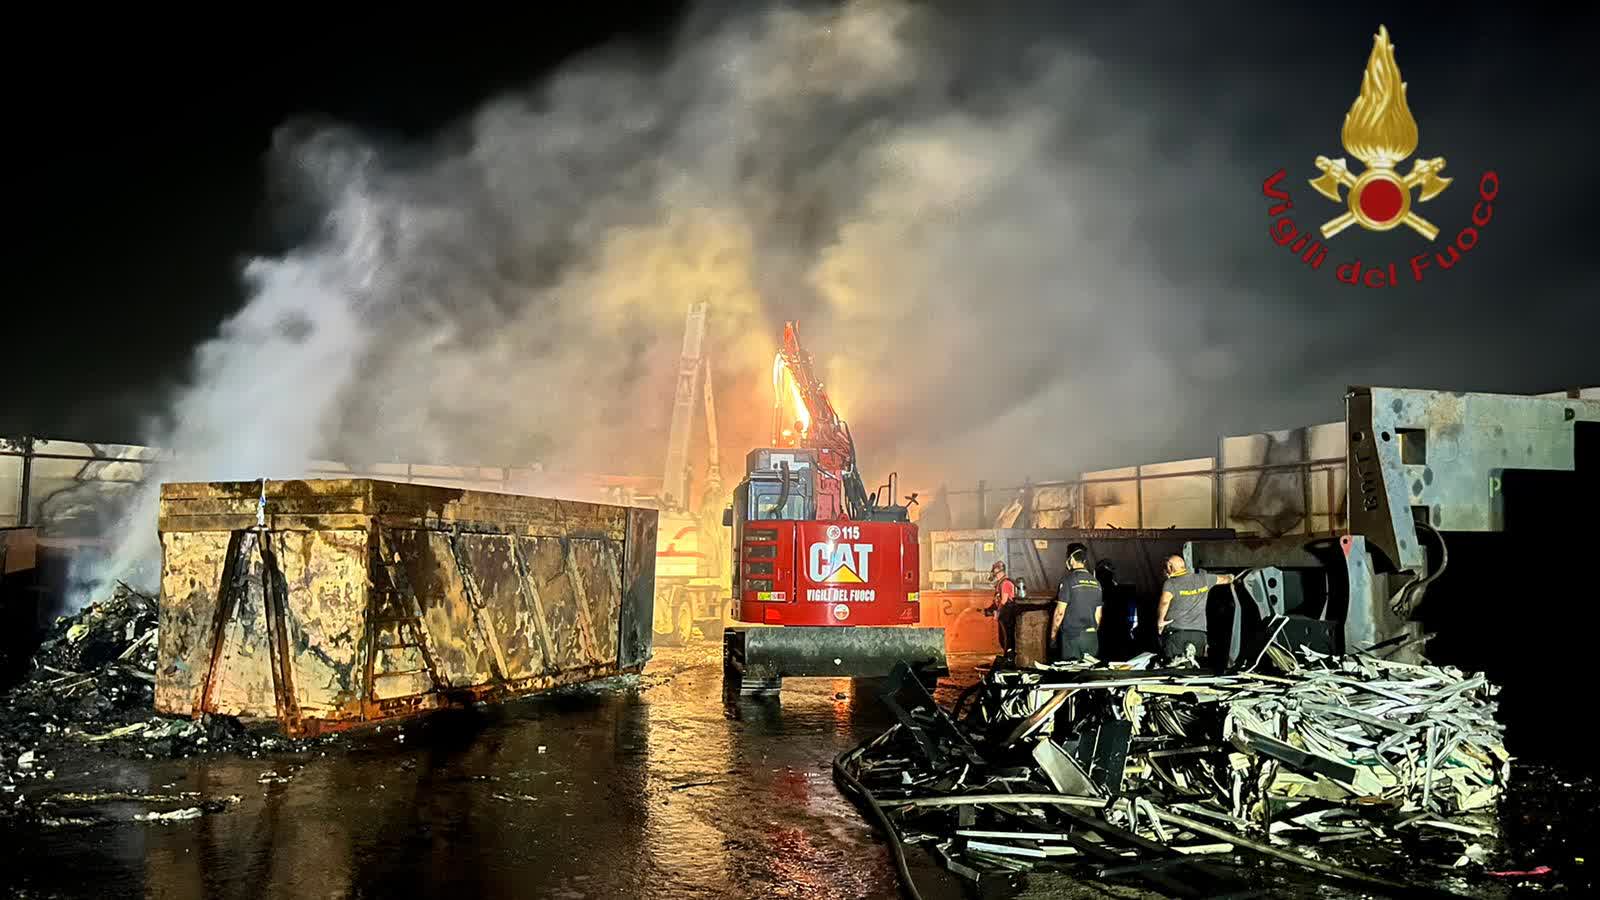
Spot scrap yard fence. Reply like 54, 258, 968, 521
922, 417, 1355, 539
937, 456, 1349, 536
0, 437, 592, 534
924, 387, 1598, 537
0, 411, 1351, 541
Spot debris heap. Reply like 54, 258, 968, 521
836, 649, 1511, 897
1, 585, 291, 782
10, 583, 159, 725
1222, 649, 1506, 817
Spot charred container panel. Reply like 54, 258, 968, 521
155, 478, 657, 736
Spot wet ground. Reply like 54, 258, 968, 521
1, 644, 1593, 899
0, 644, 981, 900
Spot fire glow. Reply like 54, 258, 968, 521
773, 352, 811, 441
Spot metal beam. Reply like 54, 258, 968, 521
1347, 386, 1600, 570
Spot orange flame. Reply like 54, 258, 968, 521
772, 352, 811, 437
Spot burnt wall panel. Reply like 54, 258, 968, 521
394, 529, 494, 688
459, 533, 547, 679
571, 539, 621, 665
618, 508, 657, 669
207, 533, 276, 718
274, 529, 370, 716
155, 531, 232, 716
518, 536, 594, 670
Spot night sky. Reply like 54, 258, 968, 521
10, 2, 1598, 471
10, 8, 687, 440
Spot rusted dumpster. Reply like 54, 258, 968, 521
155, 478, 657, 736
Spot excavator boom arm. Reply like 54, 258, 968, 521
772, 321, 887, 519
774, 322, 851, 456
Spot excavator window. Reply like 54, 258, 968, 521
749, 481, 810, 521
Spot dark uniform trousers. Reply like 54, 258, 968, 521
1161, 628, 1208, 661
1058, 627, 1099, 661
997, 603, 1020, 655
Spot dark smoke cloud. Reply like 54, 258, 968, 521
89, 1, 1598, 597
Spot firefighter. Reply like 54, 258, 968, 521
1050, 543, 1102, 661
1156, 555, 1234, 663
1095, 558, 1135, 659
986, 560, 1020, 661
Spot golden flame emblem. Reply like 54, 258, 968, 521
1309, 26, 1452, 240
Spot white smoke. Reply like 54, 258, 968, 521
83, 0, 1284, 602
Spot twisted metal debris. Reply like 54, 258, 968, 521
836, 647, 1509, 897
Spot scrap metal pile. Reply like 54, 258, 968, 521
836, 646, 1511, 897
1, 585, 293, 785
7, 583, 160, 726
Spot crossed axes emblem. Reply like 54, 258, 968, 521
1310, 155, 1452, 240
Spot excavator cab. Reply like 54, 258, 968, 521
737, 449, 817, 522
721, 325, 947, 695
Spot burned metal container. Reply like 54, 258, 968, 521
155, 479, 657, 736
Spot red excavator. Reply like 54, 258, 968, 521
721, 322, 947, 694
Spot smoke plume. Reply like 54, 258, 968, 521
88, 0, 1290, 598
